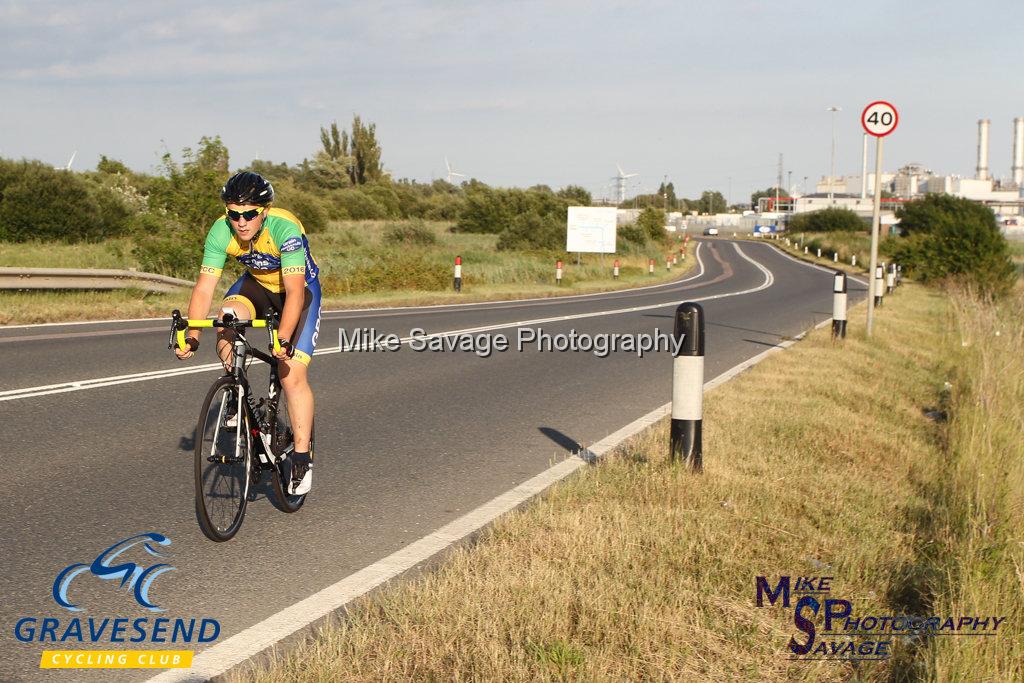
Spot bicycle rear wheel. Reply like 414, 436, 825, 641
195, 376, 251, 541
269, 403, 310, 513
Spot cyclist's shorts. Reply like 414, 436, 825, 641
222, 273, 321, 366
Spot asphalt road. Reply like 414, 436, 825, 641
0, 240, 866, 681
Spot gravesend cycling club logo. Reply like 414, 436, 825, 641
12, 531, 222, 670
756, 574, 1008, 661
53, 532, 175, 612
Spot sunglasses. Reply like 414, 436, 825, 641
226, 206, 266, 221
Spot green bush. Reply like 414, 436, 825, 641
0, 162, 131, 242
618, 223, 648, 248
787, 207, 865, 233
334, 188, 388, 220
636, 207, 666, 242
382, 220, 438, 246
131, 213, 204, 278
275, 181, 329, 233
496, 211, 564, 251
888, 195, 1014, 295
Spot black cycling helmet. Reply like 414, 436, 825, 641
221, 171, 274, 206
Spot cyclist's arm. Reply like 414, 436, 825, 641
185, 272, 221, 342
188, 220, 230, 342
278, 271, 305, 346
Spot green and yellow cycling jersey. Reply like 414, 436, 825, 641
200, 208, 320, 293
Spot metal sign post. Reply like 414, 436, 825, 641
861, 101, 899, 337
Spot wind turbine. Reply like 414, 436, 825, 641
612, 164, 638, 204
58, 150, 77, 171
445, 157, 467, 184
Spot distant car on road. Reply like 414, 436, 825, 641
703, 227, 719, 236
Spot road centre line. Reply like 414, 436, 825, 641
145, 271, 813, 683
2, 242, 782, 403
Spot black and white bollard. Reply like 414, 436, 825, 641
896, 264, 903, 286
555, 259, 563, 285
649, 258, 655, 275
874, 265, 885, 307
833, 252, 838, 263
832, 271, 847, 340
817, 248, 822, 258
453, 255, 462, 292
671, 302, 704, 471
852, 254, 857, 267
886, 264, 896, 294
613, 258, 620, 279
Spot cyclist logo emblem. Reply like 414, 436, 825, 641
52, 533, 176, 613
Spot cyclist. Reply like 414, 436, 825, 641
174, 171, 320, 495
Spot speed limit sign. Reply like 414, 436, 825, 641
862, 101, 898, 137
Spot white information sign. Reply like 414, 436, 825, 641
566, 206, 617, 253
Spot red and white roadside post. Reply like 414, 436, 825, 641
648, 258, 655, 275
666, 255, 672, 271
555, 259, 563, 285
671, 302, 704, 471
679, 247, 686, 261
453, 255, 462, 293
852, 254, 857, 267
613, 259, 620, 279
862, 100, 899, 336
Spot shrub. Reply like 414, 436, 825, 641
787, 207, 865, 233
617, 223, 648, 248
0, 162, 131, 242
496, 211, 564, 251
275, 181, 329, 233
131, 212, 204, 278
320, 250, 449, 294
636, 207, 666, 242
382, 220, 438, 246
334, 188, 388, 220
888, 195, 1015, 296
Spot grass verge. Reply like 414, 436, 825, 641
232, 278, 1019, 680
0, 221, 694, 324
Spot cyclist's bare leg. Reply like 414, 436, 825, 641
279, 360, 314, 453
216, 306, 242, 371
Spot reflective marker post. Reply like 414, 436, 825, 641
832, 271, 848, 340
613, 259, 620, 279
671, 302, 704, 471
886, 263, 896, 294
556, 260, 563, 285
453, 255, 462, 293
648, 258, 655, 275
874, 265, 885, 308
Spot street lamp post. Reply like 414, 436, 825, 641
827, 106, 841, 202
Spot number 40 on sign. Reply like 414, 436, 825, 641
861, 101, 898, 137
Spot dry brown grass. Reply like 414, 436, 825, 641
231, 280, 987, 681
923, 282, 1024, 680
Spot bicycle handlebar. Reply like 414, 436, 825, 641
169, 309, 282, 355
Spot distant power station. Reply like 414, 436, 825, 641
975, 117, 1024, 186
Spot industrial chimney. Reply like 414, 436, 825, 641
1013, 117, 1024, 186
976, 119, 990, 181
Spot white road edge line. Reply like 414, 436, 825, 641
9, 242, 788, 403
145, 281, 819, 683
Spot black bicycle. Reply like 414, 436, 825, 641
169, 309, 310, 542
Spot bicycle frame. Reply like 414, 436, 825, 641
171, 309, 287, 467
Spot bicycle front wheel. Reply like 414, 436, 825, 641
195, 377, 251, 542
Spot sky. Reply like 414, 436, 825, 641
2, 0, 1022, 203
